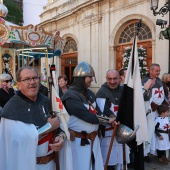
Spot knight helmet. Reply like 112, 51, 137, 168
73, 61, 96, 83
116, 124, 140, 144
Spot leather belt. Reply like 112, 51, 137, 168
158, 129, 169, 134
36, 152, 54, 164
75, 131, 97, 141
69, 128, 97, 141
105, 127, 113, 131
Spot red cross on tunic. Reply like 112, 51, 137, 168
154, 88, 163, 98
56, 97, 63, 110
163, 124, 170, 131
89, 106, 97, 114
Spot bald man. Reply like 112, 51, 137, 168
96, 69, 130, 170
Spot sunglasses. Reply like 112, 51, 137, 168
4, 79, 12, 83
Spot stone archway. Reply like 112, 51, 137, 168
109, 14, 155, 71
61, 36, 78, 85
110, 14, 155, 46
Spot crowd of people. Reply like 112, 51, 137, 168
0, 61, 170, 170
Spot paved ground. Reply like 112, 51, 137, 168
128, 155, 170, 170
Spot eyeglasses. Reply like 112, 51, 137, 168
4, 79, 12, 83
20, 76, 40, 84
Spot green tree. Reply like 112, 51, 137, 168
122, 46, 148, 78
4, 0, 23, 25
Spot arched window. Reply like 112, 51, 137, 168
119, 22, 152, 44
63, 37, 77, 53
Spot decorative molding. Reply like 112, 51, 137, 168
110, 14, 155, 46
82, 13, 102, 26
62, 33, 79, 46
8, 24, 53, 47
0, 18, 10, 46
0, 3, 8, 18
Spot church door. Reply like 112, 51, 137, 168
61, 37, 78, 85
115, 21, 152, 72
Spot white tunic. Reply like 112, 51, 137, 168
67, 115, 104, 170
155, 116, 170, 151
0, 118, 56, 170
144, 86, 165, 155
96, 98, 130, 168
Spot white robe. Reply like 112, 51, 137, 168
144, 86, 165, 155
155, 117, 170, 151
96, 98, 130, 168
67, 115, 104, 170
0, 118, 56, 170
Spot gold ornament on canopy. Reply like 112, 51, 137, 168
0, 0, 8, 18
0, 18, 10, 46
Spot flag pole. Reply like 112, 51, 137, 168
132, 19, 145, 170
121, 20, 142, 170
48, 32, 60, 170
136, 19, 142, 36
122, 144, 127, 170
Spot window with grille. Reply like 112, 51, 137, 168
65, 58, 77, 65
63, 37, 77, 53
119, 22, 152, 44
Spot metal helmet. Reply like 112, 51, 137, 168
73, 61, 97, 83
116, 124, 140, 144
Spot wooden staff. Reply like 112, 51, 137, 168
104, 125, 118, 170
123, 144, 127, 170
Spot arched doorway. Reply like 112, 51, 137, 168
61, 37, 78, 85
116, 20, 152, 72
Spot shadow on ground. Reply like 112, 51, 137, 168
128, 155, 170, 170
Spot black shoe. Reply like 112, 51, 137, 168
144, 156, 151, 163
127, 163, 134, 169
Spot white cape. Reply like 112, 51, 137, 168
0, 118, 38, 170
0, 118, 57, 170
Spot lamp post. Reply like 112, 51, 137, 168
150, 0, 170, 73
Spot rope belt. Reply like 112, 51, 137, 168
36, 152, 54, 164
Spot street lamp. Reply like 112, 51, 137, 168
150, 0, 170, 73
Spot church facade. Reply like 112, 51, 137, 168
39, 0, 168, 92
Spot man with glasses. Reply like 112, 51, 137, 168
0, 73, 15, 108
0, 66, 65, 170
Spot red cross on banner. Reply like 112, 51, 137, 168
89, 107, 97, 114
114, 105, 119, 112
163, 124, 170, 131
38, 132, 54, 152
154, 88, 163, 98
56, 97, 63, 110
